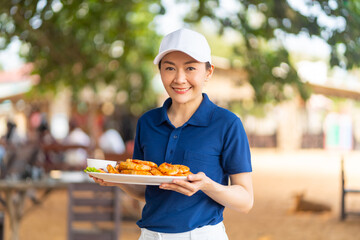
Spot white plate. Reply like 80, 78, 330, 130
88, 172, 187, 185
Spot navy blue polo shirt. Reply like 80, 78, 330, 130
133, 93, 252, 233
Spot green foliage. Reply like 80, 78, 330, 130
183, 0, 360, 103
229, 100, 268, 118
1, 0, 359, 109
0, 0, 163, 115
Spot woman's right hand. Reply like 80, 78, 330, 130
90, 175, 119, 187
89, 175, 146, 202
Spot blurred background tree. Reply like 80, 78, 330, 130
0, 0, 164, 115
185, 0, 360, 103
0, 0, 359, 112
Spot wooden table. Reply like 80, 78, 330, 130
0, 175, 86, 240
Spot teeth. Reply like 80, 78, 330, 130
174, 88, 190, 92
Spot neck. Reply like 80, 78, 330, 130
167, 96, 203, 128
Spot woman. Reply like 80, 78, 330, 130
91, 28, 253, 240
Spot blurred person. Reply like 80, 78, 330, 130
37, 121, 56, 145
0, 133, 5, 178
36, 121, 64, 170
0, 120, 26, 178
2, 120, 25, 146
63, 118, 90, 168
98, 120, 126, 154
91, 28, 253, 240
1, 120, 43, 180
0, 144, 4, 178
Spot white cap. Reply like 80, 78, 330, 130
153, 28, 212, 65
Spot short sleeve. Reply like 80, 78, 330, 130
221, 118, 252, 175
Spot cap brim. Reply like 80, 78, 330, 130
153, 49, 176, 64
153, 49, 211, 65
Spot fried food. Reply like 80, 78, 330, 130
117, 160, 152, 171
150, 167, 164, 176
158, 163, 190, 176
174, 171, 192, 176
130, 159, 158, 168
173, 164, 190, 174
158, 163, 179, 176
107, 164, 119, 174
104, 159, 192, 177
120, 170, 153, 175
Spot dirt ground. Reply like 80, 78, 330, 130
3, 149, 360, 240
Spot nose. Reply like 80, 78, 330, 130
174, 69, 186, 84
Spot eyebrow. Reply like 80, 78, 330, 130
162, 61, 175, 65
162, 60, 200, 65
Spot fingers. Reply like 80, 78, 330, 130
160, 181, 196, 196
90, 176, 111, 186
160, 177, 201, 196
159, 172, 210, 196
187, 172, 206, 181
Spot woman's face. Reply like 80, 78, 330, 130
160, 51, 213, 107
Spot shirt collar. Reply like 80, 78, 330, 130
157, 93, 216, 127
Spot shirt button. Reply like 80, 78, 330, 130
170, 150, 173, 154
173, 135, 178, 139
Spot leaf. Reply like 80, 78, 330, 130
84, 167, 100, 173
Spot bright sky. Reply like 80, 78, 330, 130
153, 0, 190, 35
0, 38, 24, 71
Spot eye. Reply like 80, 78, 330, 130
165, 66, 175, 71
187, 66, 196, 71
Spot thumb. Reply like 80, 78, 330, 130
188, 172, 205, 181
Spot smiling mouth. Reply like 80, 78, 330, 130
173, 87, 191, 93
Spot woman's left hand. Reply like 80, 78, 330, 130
159, 172, 212, 196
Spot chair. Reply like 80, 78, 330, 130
67, 182, 121, 240
0, 211, 4, 240
340, 157, 360, 220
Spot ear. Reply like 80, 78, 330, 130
205, 64, 215, 82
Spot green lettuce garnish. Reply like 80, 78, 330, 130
84, 167, 101, 173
